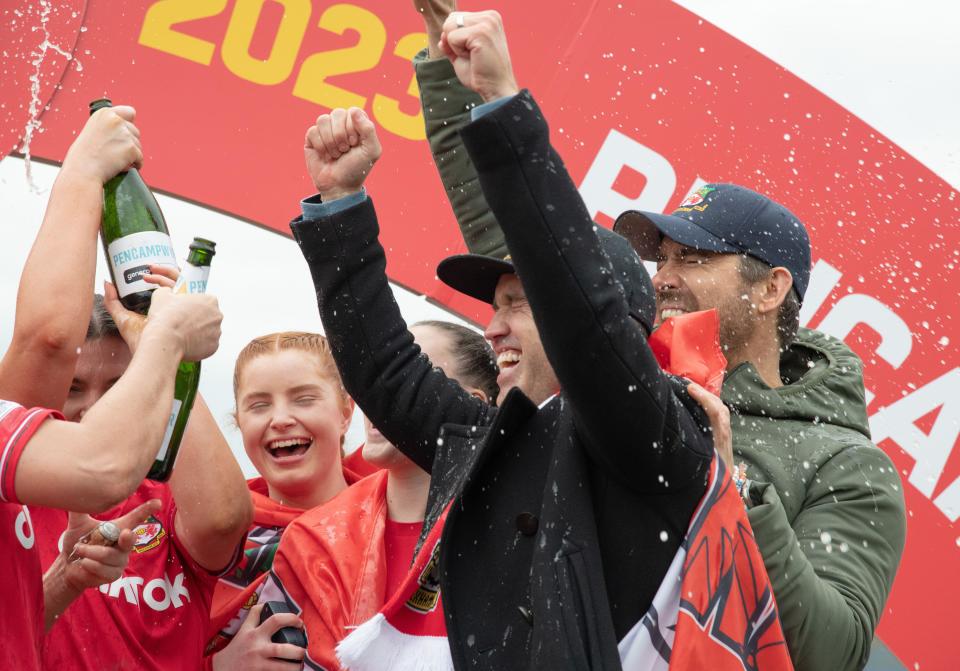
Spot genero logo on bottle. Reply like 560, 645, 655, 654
107, 231, 178, 298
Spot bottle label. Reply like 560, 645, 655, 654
155, 399, 183, 462
107, 231, 179, 298
173, 264, 211, 296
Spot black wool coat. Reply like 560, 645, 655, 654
291, 93, 712, 671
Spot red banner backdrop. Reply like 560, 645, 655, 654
4, 1, 959, 668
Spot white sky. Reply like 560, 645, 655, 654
674, 0, 960, 190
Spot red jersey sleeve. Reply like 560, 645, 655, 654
0, 399, 63, 505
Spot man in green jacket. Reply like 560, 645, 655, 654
407, 4, 907, 670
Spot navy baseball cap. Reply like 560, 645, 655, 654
437, 226, 657, 333
613, 183, 812, 301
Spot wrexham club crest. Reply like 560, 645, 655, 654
132, 515, 166, 554
406, 542, 442, 614
676, 186, 716, 212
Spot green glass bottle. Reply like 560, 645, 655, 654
148, 237, 216, 482
89, 98, 178, 315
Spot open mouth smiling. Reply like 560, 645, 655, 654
497, 350, 521, 369
265, 437, 313, 460
660, 308, 689, 320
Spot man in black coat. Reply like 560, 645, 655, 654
289, 35, 714, 671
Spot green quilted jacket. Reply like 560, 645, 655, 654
725, 327, 906, 671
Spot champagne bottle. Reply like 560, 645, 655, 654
89, 98, 178, 315
149, 237, 216, 482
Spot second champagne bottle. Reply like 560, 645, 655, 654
148, 237, 217, 481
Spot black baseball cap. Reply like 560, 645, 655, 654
437, 226, 657, 333
613, 183, 811, 301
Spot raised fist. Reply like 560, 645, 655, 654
413, 0, 457, 23
304, 107, 382, 201
439, 10, 519, 103
412, 0, 457, 57
413, 0, 456, 14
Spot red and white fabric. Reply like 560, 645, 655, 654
338, 311, 791, 670
0, 399, 61, 671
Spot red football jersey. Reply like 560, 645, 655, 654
37, 480, 240, 671
0, 399, 61, 671
384, 519, 424, 597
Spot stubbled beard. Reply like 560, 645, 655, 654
717, 293, 758, 357
656, 288, 757, 356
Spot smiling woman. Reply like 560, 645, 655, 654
233, 331, 354, 510
204, 331, 358, 663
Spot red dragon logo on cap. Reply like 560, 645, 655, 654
677, 186, 717, 211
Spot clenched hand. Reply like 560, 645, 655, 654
439, 10, 519, 103
304, 107, 382, 201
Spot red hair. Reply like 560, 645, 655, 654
233, 331, 348, 411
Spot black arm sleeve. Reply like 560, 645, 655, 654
459, 92, 710, 493
290, 197, 493, 474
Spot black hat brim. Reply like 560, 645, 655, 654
436, 254, 516, 305
614, 210, 741, 261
